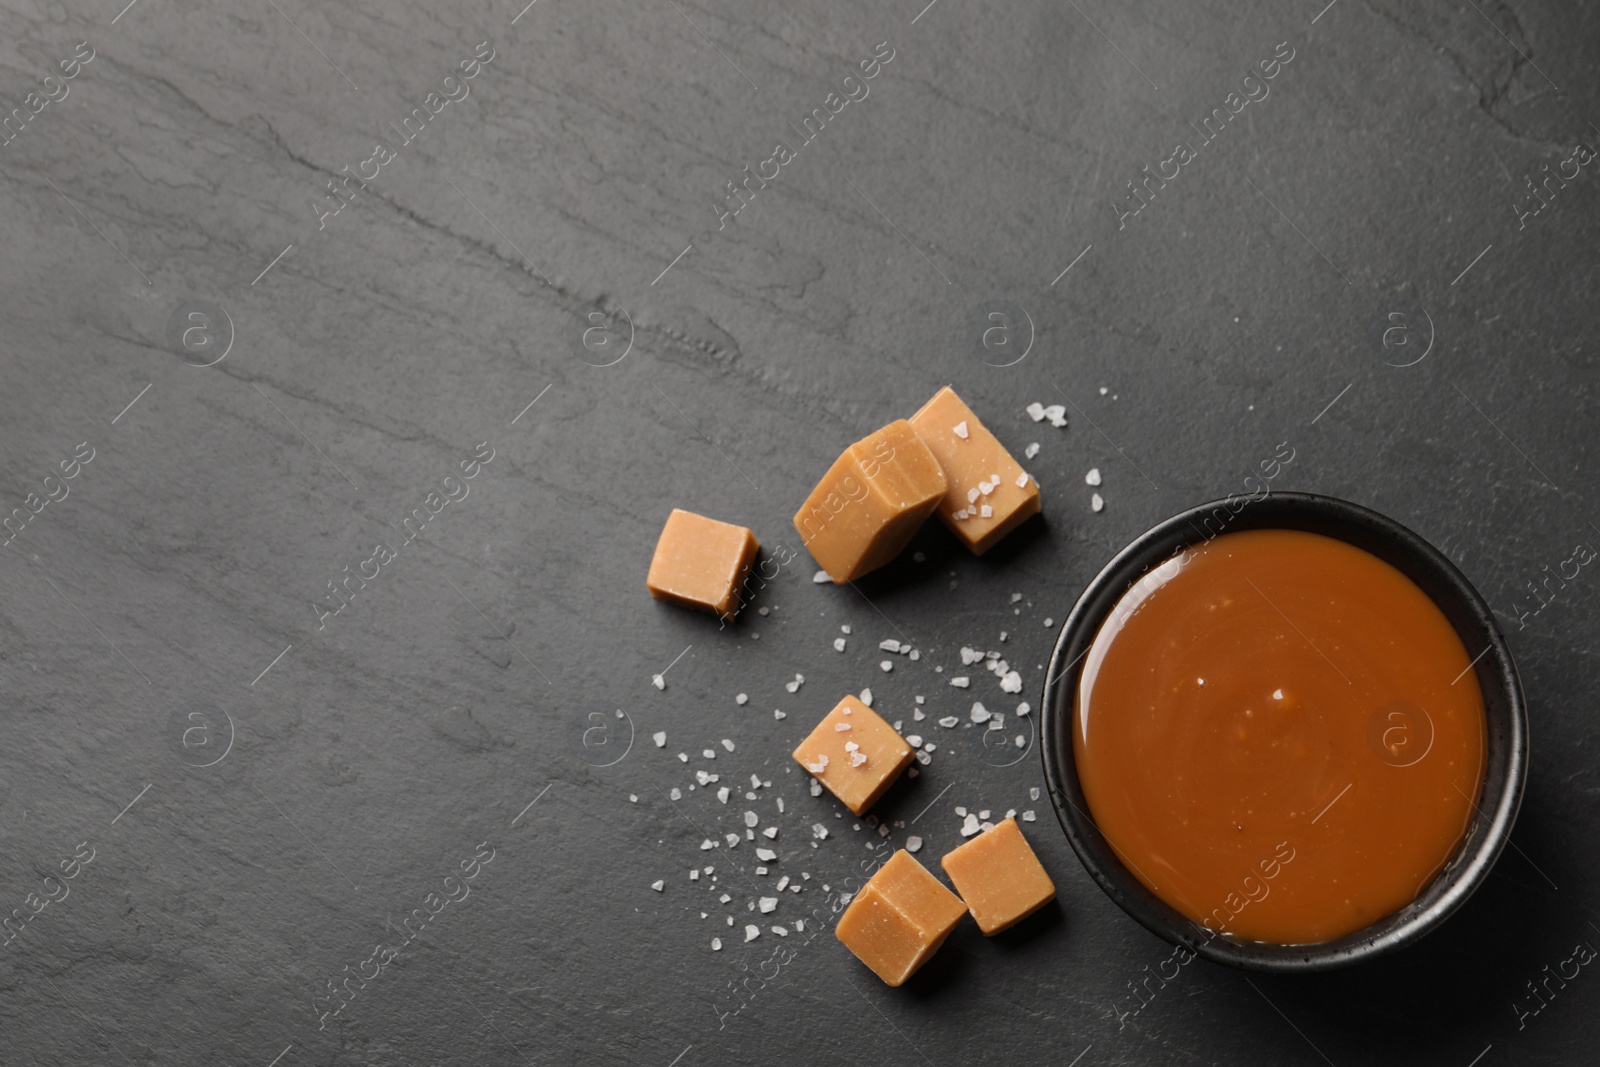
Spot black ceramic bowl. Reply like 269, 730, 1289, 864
1039, 492, 1528, 971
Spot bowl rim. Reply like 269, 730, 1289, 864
1037, 491, 1528, 972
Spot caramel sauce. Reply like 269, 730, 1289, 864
1074, 529, 1486, 944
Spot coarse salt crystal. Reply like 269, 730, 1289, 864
756, 848, 777, 862
859, 688, 873, 706
906, 836, 923, 853
745, 925, 760, 942
880, 639, 902, 653
950, 676, 970, 688
1091, 493, 1104, 513
953, 420, 969, 439
712, 938, 722, 951
880, 660, 893, 672
721, 738, 735, 752
651, 880, 664, 892
966, 487, 980, 504
1026, 402, 1046, 422
980, 505, 994, 518
653, 731, 667, 748
813, 570, 831, 583
834, 637, 847, 652
1001, 671, 1023, 693
835, 722, 852, 732
736, 693, 748, 705
759, 897, 778, 914
961, 813, 981, 836
1085, 467, 1102, 486
806, 755, 830, 773
938, 716, 959, 728
971, 703, 991, 723
1015, 472, 1030, 488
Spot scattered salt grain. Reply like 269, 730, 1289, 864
880, 660, 893, 672
1001, 671, 1023, 693
652, 674, 665, 690
1091, 493, 1104, 513
906, 836, 923, 853
806, 755, 830, 773
712, 938, 722, 951
756, 848, 778, 862
653, 731, 667, 748
953, 420, 969, 439
961, 813, 981, 836
1026, 402, 1046, 422
938, 716, 959, 728
971, 703, 991, 724
1085, 467, 1102, 486
950, 676, 970, 688
745, 925, 760, 942
651, 880, 664, 892
835, 722, 852, 732
833, 637, 847, 652
1015, 473, 1030, 489
859, 688, 874, 706
1025, 442, 1041, 459
773, 709, 786, 720
721, 739, 735, 752
813, 570, 831, 583
759, 897, 778, 914
1023, 810, 1037, 822
736, 693, 748, 705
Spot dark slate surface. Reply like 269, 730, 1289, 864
0, 0, 1595, 1063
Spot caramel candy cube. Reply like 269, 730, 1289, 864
837, 849, 968, 986
646, 508, 760, 619
940, 817, 1056, 935
791, 695, 913, 815
908, 386, 1041, 555
793, 420, 946, 583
